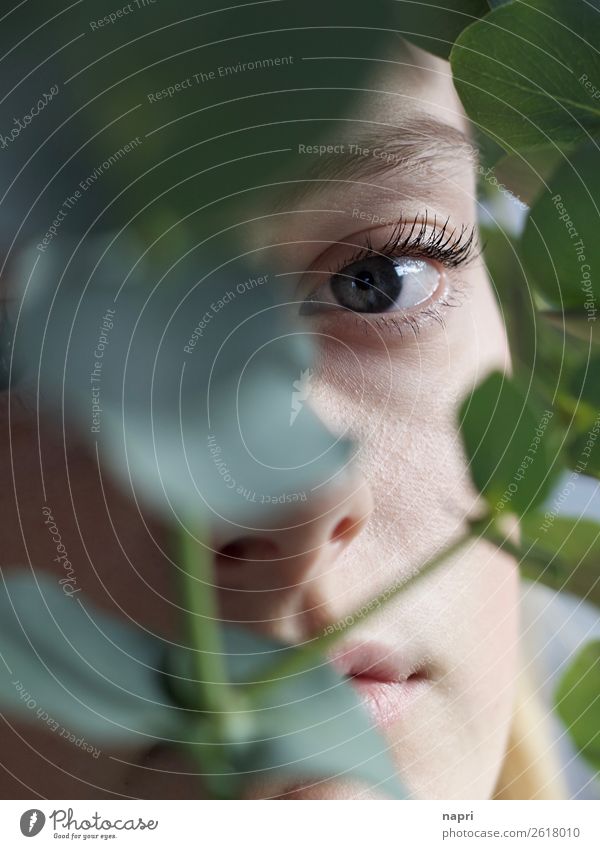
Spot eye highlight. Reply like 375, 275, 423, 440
300, 214, 476, 327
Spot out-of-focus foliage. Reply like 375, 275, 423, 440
556, 641, 600, 774
0, 571, 403, 799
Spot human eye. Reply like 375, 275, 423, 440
299, 214, 476, 334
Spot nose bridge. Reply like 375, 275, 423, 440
213, 473, 373, 589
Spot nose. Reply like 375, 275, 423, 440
212, 472, 373, 597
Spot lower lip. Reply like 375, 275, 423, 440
349, 674, 429, 728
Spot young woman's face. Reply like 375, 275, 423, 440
0, 44, 519, 799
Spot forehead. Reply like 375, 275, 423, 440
331, 41, 469, 132
241, 41, 474, 209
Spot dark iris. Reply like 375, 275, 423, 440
330, 256, 402, 313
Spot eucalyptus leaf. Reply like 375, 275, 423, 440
0, 570, 403, 796
519, 514, 600, 608
165, 627, 405, 798
521, 145, 600, 315
0, 570, 184, 744
459, 371, 559, 515
555, 640, 600, 773
1, 0, 410, 247
451, 0, 600, 151
13, 243, 353, 528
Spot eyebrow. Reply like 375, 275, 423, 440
280, 116, 477, 205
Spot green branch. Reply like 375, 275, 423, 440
245, 528, 473, 698
178, 525, 232, 716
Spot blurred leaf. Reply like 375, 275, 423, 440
398, 0, 490, 60
2, 0, 410, 247
521, 145, 600, 314
0, 570, 183, 744
566, 432, 600, 481
520, 514, 600, 608
451, 0, 600, 151
459, 371, 559, 515
540, 311, 599, 346
1, 571, 403, 796
165, 627, 405, 798
555, 640, 600, 773
480, 226, 537, 376
569, 357, 600, 413
13, 244, 353, 529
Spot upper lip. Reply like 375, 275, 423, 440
327, 641, 424, 684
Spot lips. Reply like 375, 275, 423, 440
328, 641, 430, 728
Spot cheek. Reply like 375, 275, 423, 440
383, 542, 520, 801
465, 543, 521, 721
441, 542, 521, 797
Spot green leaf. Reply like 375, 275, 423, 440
540, 310, 599, 347
398, 0, 490, 60
165, 628, 405, 798
459, 371, 559, 515
521, 145, 600, 314
14, 247, 353, 528
1, 571, 403, 796
555, 640, 600, 773
520, 513, 600, 608
0, 570, 184, 744
480, 227, 537, 377
566, 432, 600, 481
451, 0, 600, 151
569, 357, 600, 413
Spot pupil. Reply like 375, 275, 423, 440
331, 257, 403, 313
353, 271, 375, 290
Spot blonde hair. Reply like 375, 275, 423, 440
494, 667, 567, 799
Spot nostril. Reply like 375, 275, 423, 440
217, 537, 280, 566
331, 516, 357, 544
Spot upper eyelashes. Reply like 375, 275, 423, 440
300, 213, 477, 325
329, 213, 478, 277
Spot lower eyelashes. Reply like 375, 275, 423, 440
306, 281, 468, 341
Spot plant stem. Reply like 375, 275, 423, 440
245, 529, 473, 698
178, 524, 232, 716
